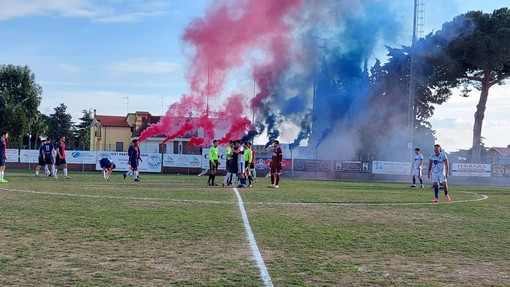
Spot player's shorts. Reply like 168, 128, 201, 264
44, 156, 54, 165
412, 167, 422, 177
431, 172, 446, 183
57, 158, 66, 165
250, 162, 255, 169
129, 158, 138, 168
228, 159, 237, 173
270, 162, 282, 175
209, 160, 219, 171
38, 156, 45, 166
100, 162, 112, 169
0, 157, 5, 167
237, 161, 245, 174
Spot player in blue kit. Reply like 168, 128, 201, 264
410, 148, 424, 188
42, 137, 57, 178
428, 144, 451, 203
126, 139, 142, 181
99, 157, 116, 181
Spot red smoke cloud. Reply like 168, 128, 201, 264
139, 0, 302, 146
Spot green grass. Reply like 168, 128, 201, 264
0, 170, 509, 286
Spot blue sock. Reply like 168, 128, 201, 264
412, 177, 416, 184
434, 185, 439, 199
419, 178, 423, 184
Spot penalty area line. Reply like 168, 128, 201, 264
233, 187, 273, 287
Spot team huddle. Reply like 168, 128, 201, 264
207, 139, 283, 189
35, 136, 71, 179
32, 136, 141, 182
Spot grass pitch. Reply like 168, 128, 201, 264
0, 170, 509, 286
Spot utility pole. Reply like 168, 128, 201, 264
122, 96, 129, 114
407, 0, 425, 153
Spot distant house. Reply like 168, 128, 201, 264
89, 110, 226, 154
130, 112, 202, 155
486, 145, 510, 164
90, 110, 131, 151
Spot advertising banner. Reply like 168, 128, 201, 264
335, 160, 368, 172
19, 149, 40, 163
254, 158, 292, 171
491, 164, 510, 177
372, 161, 411, 175
95, 152, 162, 173
163, 153, 202, 168
293, 159, 331, 172
66, 151, 97, 164
5, 149, 19, 162
451, 163, 491, 177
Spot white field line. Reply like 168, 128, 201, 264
246, 191, 489, 207
0, 187, 488, 207
233, 188, 273, 287
0, 187, 229, 205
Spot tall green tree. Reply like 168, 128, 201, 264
31, 112, 50, 149
426, 8, 510, 162
74, 109, 93, 150
0, 64, 43, 148
48, 103, 73, 148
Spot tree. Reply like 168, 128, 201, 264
360, 47, 442, 160
0, 64, 43, 148
48, 103, 74, 147
75, 109, 93, 150
30, 112, 50, 149
426, 8, 510, 162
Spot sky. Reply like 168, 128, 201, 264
0, 0, 508, 152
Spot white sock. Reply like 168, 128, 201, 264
52, 166, 56, 176
0, 171, 4, 180
36, 170, 39, 175
64, 168, 68, 176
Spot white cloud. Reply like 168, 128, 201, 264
108, 59, 182, 74
40, 89, 181, 120
92, 10, 166, 23
429, 84, 510, 151
57, 63, 81, 73
0, 0, 170, 22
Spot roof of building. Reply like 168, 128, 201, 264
96, 115, 130, 127
489, 147, 510, 157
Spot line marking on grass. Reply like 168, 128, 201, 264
247, 191, 489, 206
233, 187, 273, 287
0, 188, 488, 207
0, 187, 230, 205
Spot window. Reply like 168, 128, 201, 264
116, 142, 124, 152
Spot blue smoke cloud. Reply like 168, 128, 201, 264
251, 1, 406, 158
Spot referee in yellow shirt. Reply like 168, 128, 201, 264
208, 140, 220, 186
